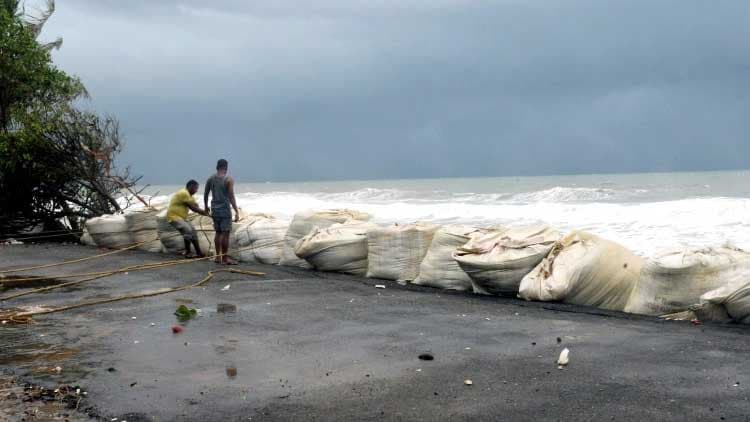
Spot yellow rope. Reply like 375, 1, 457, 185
0, 231, 85, 242
0, 268, 264, 323
0, 237, 159, 274
0, 243, 256, 301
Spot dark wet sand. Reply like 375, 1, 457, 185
1, 244, 749, 421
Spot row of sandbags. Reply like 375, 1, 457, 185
84, 210, 163, 252
281, 209, 750, 324
81, 207, 750, 325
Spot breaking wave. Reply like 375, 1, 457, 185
141, 181, 750, 256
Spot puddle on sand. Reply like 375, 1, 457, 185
174, 298, 195, 304
0, 348, 78, 365
0, 274, 66, 289
226, 366, 238, 378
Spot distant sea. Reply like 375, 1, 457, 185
143, 170, 750, 256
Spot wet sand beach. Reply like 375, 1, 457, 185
1, 244, 749, 421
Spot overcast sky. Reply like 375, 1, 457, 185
41, 0, 750, 183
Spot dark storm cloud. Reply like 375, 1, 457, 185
41, 0, 750, 182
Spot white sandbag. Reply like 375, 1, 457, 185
699, 275, 750, 324
79, 227, 96, 246
85, 214, 132, 249
247, 218, 289, 264
191, 215, 216, 255
518, 231, 643, 311
624, 246, 750, 316
366, 223, 439, 281
125, 208, 162, 253
453, 225, 561, 296
231, 213, 278, 263
295, 220, 378, 276
412, 225, 490, 291
124, 208, 159, 232
279, 209, 371, 268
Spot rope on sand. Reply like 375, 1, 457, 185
0, 268, 264, 324
0, 237, 160, 274
0, 244, 258, 301
0, 226, 235, 275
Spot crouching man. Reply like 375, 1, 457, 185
167, 179, 211, 258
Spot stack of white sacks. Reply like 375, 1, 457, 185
80, 204, 750, 325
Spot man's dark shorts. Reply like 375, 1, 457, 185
212, 209, 232, 233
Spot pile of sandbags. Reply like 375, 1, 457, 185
233, 214, 287, 263
453, 225, 561, 296
366, 223, 439, 281
625, 246, 750, 316
85, 214, 132, 249
279, 209, 371, 268
518, 231, 643, 311
295, 220, 377, 276
412, 225, 490, 291
125, 208, 162, 253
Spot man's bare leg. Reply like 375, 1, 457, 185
214, 232, 222, 263
221, 232, 236, 264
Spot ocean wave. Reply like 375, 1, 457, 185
508, 187, 619, 203
136, 187, 750, 256
228, 193, 750, 255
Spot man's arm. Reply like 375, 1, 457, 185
203, 179, 211, 214
187, 202, 209, 217
226, 177, 240, 222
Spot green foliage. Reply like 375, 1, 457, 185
0, 4, 137, 236
174, 305, 198, 322
0, 8, 83, 132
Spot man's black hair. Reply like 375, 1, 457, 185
186, 179, 199, 189
216, 159, 228, 170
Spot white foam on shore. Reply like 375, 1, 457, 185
140, 187, 750, 256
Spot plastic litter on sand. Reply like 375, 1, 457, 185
557, 348, 570, 369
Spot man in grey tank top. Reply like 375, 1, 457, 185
204, 159, 240, 264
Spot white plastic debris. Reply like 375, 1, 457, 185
134, 340, 140, 344
150, 323, 156, 326
557, 348, 570, 369
54, 366, 62, 373
375, 284, 386, 289
464, 379, 473, 386
131, 316, 137, 320
1, 320, 6, 324
76, 388, 81, 395
221, 284, 231, 291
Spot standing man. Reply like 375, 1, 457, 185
204, 159, 240, 264
167, 180, 211, 258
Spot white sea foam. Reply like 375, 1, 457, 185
225, 191, 750, 256
138, 178, 750, 257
